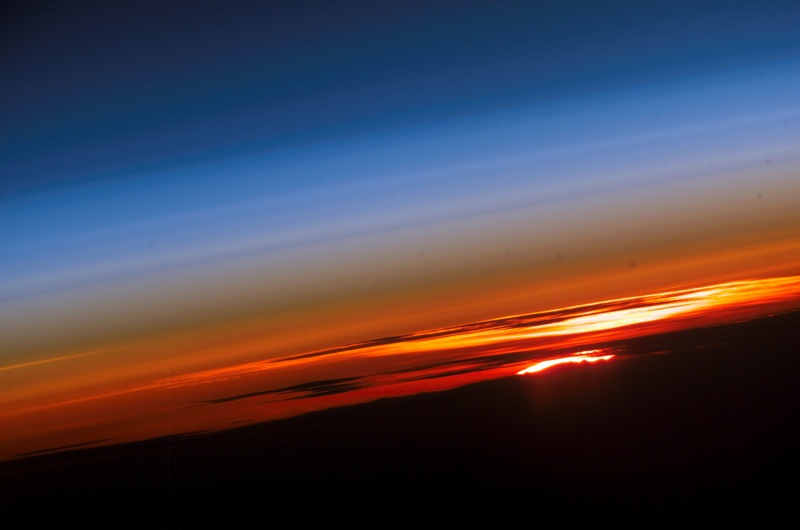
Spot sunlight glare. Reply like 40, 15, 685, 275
517, 350, 616, 375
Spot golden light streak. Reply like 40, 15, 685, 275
150, 275, 800, 390
516, 350, 616, 375
0, 348, 113, 373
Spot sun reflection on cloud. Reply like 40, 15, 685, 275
516, 349, 615, 375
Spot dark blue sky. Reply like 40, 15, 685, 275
3, 0, 800, 194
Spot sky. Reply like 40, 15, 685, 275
2, 1, 800, 459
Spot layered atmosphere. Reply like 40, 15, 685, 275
2, 3, 800, 522
3, 274, 800, 461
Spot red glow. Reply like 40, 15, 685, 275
3, 274, 800, 461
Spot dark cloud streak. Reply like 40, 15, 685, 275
202, 376, 366, 405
